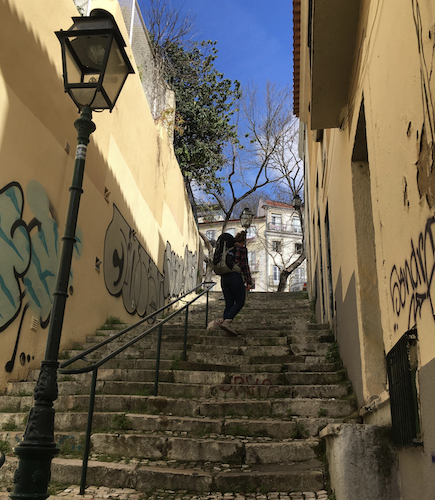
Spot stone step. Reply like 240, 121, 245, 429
189, 345, 292, 357
0, 413, 349, 440
289, 333, 334, 343
200, 336, 289, 346
239, 362, 341, 373
57, 358, 340, 373
6, 380, 349, 400
29, 368, 346, 386
289, 344, 329, 356
0, 456, 325, 494
85, 338, 189, 349
0, 394, 356, 419
61, 348, 185, 361
0, 430, 320, 465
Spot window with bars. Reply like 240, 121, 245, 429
386, 327, 421, 447
272, 240, 282, 252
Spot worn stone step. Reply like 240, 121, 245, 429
43, 394, 357, 418
0, 393, 356, 420
190, 345, 291, 357
61, 348, 185, 361
200, 336, 289, 346
6, 380, 349, 400
240, 362, 341, 373
248, 354, 328, 364
0, 412, 350, 440
0, 457, 325, 494
289, 333, 334, 343
85, 337, 189, 350
88, 434, 320, 463
289, 344, 329, 356
25, 368, 346, 387
187, 353, 246, 365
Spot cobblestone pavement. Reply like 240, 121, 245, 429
0, 485, 330, 500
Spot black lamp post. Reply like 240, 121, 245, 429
240, 207, 254, 229
292, 193, 302, 211
10, 10, 133, 500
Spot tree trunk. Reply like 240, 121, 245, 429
277, 271, 290, 292
277, 251, 306, 293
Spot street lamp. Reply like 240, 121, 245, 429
240, 207, 254, 229
11, 10, 134, 500
292, 193, 302, 210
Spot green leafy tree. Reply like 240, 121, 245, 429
144, 0, 241, 207
164, 41, 241, 196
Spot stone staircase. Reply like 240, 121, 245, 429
0, 291, 357, 497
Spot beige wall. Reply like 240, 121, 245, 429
0, 0, 199, 388
300, 0, 435, 496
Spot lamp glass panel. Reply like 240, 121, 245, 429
69, 34, 110, 72
70, 88, 99, 108
64, 44, 82, 84
90, 90, 110, 109
102, 39, 130, 103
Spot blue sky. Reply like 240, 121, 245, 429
139, 0, 294, 92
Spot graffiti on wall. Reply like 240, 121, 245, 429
390, 216, 435, 330
0, 180, 83, 371
104, 204, 198, 316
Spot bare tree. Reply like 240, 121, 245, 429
144, 0, 198, 51
199, 82, 300, 280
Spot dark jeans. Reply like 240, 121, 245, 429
221, 272, 246, 320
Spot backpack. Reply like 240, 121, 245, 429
212, 233, 241, 275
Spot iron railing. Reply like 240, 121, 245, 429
267, 222, 302, 233
58, 281, 216, 493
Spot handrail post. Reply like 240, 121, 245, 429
80, 368, 98, 494
154, 324, 163, 396
205, 288, 210, 328
183, 306, 189, 362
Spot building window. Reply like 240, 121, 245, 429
270, 213, 282, 231
272, 240, 282, 252
271, 213, 282, 225
206, 230, 216, 242
292, 217, 302, 233
274, 265, 280, 281
246, 225, 256, 238
226, 228, 236, 237
295, 243, 303, 254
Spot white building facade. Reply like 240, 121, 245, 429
198, 199, 306, 292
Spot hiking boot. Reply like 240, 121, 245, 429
220, 319, 239, 337
207, 319, 223, 330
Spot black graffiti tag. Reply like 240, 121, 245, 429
104, 205, 198, 317
390, 217, 435, 330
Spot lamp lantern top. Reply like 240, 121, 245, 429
292, 193, 302, 209
240, 207, 254, 229
56, 9, 134, 111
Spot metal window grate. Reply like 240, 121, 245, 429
386, 328, 420, 446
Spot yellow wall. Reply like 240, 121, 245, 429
300, 1, 435, 496
0, 0, 199, 388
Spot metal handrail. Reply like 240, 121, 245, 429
58, 280, 216, 493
